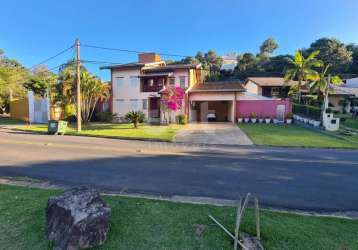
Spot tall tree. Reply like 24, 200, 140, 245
195, 50, 222, 80
57, 62, 109, 123
310, 64, 342, 113
259, 38, 279, 57
307, 38, 352, 73
347, 44, 358, 74
284, 50, 322, 100
24, 65, 57, 98
0, 51, 29, 113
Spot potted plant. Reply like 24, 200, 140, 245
265, 116, 271, 124
303, 117, 308, 123
244, 117, 250, 123
237, 114, 243, 123
258, 116, 264, 123
273, 118, 279, 124
251, 112, 257, 123
286, 112, 293, 124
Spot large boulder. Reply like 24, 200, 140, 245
46, 186, 111, 250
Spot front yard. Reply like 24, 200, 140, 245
15, 123, 182, 142
239, 123, 358, 148
1, 184, 357, 250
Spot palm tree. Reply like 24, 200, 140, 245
284, 50, 322, 101
309, 64, 342, 113
125, 111, 145, 128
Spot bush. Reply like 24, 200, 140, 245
293, 103, 321, 120
125, 111, 145, 128
176, 114, 187, 125
65, 115, 77, 124
95, 111, 117, 123
250, 112, 257, 118
325, 108, 333, 114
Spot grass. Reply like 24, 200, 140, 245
15, 122, 183, 141
1, 184, 358, 250
239, 123, 358, 148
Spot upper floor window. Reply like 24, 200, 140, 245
271, 87, 280, 97
130, 76, 139, 88
115, 77, 124, 90
179, 76, 186, 89
169, 77, 175, 85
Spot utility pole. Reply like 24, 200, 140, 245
75, 39, 82, 132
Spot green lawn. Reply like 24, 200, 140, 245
0, 184, 357, 250
239, 123, 358, 148
15, 123, 182, 141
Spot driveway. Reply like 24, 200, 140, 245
174, 122, 253, 145
1, 128, 358, 211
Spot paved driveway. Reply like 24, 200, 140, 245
174, 122, 253, 145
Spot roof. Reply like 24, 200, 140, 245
100, 62, 145, 70
246, 77, 298, 87
143, 63, 201, 73
139, 72, 173, 78
332, 86, 358, 97
189, 81, 245, 92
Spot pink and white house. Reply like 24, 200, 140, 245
101, 53, 292, 123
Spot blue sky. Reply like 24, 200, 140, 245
1, 0, 358, 80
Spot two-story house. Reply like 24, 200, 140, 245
100, 53, 202, 123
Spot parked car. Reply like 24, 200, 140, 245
207, 112, 216, 122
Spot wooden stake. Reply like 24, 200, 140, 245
234, 198, 242, 250
255, 197, 261, 240
208, 215, 247, 250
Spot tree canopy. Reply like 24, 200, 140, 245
260, 38, 279, 57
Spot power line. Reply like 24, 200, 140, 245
81, 43, 192, 58
29, 44, 74, 70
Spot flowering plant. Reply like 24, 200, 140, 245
160, 86, 185, 123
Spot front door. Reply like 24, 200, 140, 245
276, 105, 285, 122
149, 97, 160, 123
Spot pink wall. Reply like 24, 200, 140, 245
236, 100, 292, 118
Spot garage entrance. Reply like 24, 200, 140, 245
190, 100, 234, 122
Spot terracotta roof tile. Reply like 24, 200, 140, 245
189, 81, 245, 92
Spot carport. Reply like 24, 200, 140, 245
187, 81, 245, 123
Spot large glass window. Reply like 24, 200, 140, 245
130, 99, 140, 111
116, 99, 125, 115
179, 76, 186, 88
115, 77, 124, 90
130, 76, 139, 88
142, 99, 148, 110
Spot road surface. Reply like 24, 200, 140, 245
1, 127, 358, 212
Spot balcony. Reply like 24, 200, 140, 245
140, 76, 167, 92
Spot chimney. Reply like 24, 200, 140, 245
138, 53, 161, 63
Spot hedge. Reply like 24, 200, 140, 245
292, 103, 321, 120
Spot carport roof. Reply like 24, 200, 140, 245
189, 81, 245, 92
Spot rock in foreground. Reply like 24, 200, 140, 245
46, 187, 111, 250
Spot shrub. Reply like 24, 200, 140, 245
65, 115, 77, 124
293, 103, 321, 120
250, 112, 257, 118
176, 114, 187, 125
325, 108, 333, 114
125, 111, 145, 128
286, 112, 293, 119
95, 111, 117, 123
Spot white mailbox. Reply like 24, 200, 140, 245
323, 113, 340, 131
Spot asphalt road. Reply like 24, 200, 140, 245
1, 127, 358, 212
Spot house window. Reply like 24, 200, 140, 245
271, 87, 280, 97
179, 76, 186, 88
148, 79, 154, 87
116, 99, 125, 115
130, 76, 139, 88
169, 77, 175, 85
130, 99, 140, 111
115, 77, 124, 90
142, 99, 148, 110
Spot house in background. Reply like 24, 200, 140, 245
244, 77, 297, 99
101, 54, 292, 124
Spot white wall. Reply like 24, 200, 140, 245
112, 69, 159, 119
346, 78, 358, 88
245, 80, 262, 95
